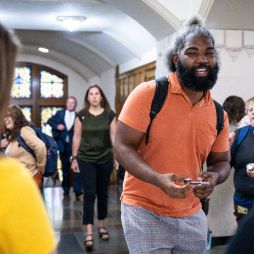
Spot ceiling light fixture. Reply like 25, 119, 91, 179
38, 47, 49, 53
57, 16, 86, 32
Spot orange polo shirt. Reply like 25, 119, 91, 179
118, 72, 229, 217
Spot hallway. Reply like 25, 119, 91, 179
43, 185, 228, 254
44, 185, 128, 254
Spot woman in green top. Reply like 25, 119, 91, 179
71, 84, 116, 251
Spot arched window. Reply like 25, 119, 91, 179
11, 62, 68, 135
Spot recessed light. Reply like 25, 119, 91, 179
38, 47, 49, 53
57, 16, 86, 32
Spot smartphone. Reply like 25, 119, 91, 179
184, 178, 209, 185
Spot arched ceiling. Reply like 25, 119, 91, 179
0, 0, 254, 79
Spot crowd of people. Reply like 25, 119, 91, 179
1, 15, 254, 254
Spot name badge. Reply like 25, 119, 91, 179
237, 205, 248, 215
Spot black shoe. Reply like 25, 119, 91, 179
98, 227, 110, 241
75, 191, 83, 197
84, 233, 93, 251
63, 191, 70, 197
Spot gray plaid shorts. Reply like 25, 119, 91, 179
121, 203, 207, 254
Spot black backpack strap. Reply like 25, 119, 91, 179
213, 100, 224, 135
145, 76, 169, 144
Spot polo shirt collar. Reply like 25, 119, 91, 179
168, 72, 212, 106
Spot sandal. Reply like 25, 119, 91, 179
84, 233, 94, 251
98, 227, 110, 240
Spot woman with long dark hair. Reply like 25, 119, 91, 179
4, 104, 46, 187
71, 84, 117, 251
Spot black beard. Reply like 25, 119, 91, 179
175, 59, 219, 92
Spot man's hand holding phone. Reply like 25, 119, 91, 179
191, 172, 219, 199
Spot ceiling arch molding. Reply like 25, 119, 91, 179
199, 0, 215, 21
20, 45, 97, 81
103, 0, 176, 40
142, 0, 182, 30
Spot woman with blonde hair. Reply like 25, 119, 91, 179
0, 23, 56, 254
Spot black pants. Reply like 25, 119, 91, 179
78, 157, 113, 225
60, 143, 82, 195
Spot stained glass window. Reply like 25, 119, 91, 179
41, 107, 63, 136
11, 67, 32, 98
20, 106, 32, 121
40, 70, 64, 98
12, 63, 67, 130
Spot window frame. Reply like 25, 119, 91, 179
11, 62, 68, 127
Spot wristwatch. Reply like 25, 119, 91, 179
70, 155, 78, 162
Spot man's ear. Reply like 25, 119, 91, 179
173, 53, 178, 66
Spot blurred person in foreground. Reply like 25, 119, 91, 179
226, 207, 254, 254
0, 23, 57, 254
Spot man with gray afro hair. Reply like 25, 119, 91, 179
167, 17, 218, 71
114, 16, 230, 254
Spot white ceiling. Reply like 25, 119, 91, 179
206, 0, 254, 30
0, 0, 254, 79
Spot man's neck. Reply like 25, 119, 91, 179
181, 85, 204, 105
66, 109, 75, 113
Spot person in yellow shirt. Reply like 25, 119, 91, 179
0, 159, 56, 254
0, 23, 57, 254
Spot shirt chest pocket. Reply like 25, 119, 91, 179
196, 121, 217, 160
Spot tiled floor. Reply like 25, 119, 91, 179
43, 184, 228, 254
44, 184, 128, 253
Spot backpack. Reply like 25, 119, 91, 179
236, 125, 250, 149
230, 125, 251, 166
117, 76, 224, 180
17, 124, 58, 177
